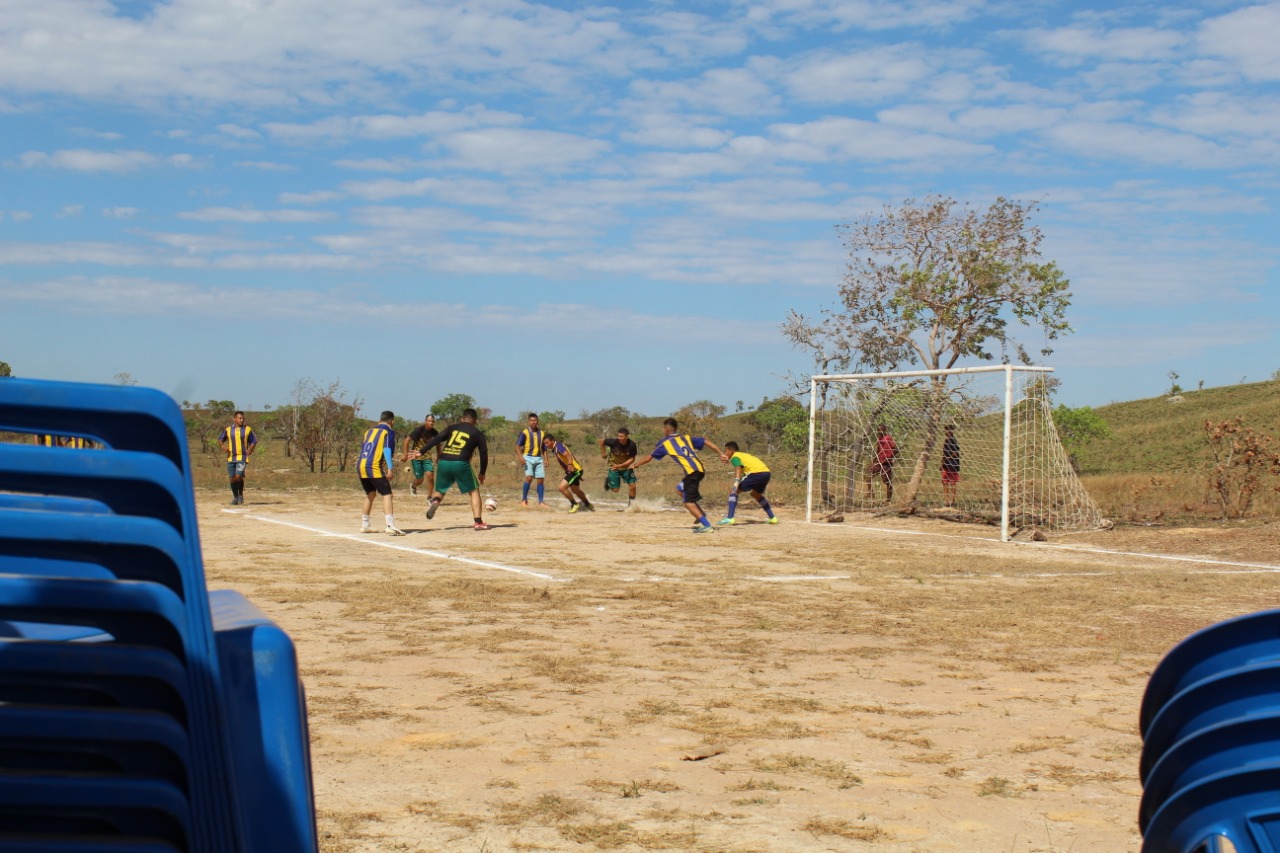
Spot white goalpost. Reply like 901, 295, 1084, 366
805, 365, 1105, 541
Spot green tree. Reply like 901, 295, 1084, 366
580, 405, 637, 439
673, 400, 725, 439
431, 393, 477, 424
1052, 405, 1112, 455
794, 196, 1073, 508
0, 361, 11, 378
187, 400, 237, 454
752, 396, 808, 454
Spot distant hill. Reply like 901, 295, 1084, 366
1073, 380, 1280, 476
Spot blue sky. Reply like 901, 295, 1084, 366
2, 0, 1277, 419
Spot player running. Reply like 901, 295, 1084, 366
516, 413, 548, 508
627, 418, 724, 533
357, 410, 404, 535
718, 442, 778, 525
402, 413, 439, 497
417, 408, 491, 531
543, 433, 594, 513
600, 427, 638, 506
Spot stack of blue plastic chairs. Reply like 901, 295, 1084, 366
0, 377, 317, 853
1139, 609, 1280, 853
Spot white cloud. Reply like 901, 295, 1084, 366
234, 160, 295, 171
734, 0, 985, 32
177, 207, 336, 223
217, 124, 261, 140
277, 190, 343, 205
627, 66, 779, 117
263, 108, 524, 143
770, 46, 942, 105
102, 207, 139, 219
0, 211, 34, 222
56, 205, 84, 218
433, 128, 610, 174
1022, 25, 1186, 64
1042, 121, 1235, 169
1198, 3, 1280, 81
16, 149, 193, 172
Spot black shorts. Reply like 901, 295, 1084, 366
680, 470, 704, 503
360, 476, 392, 496
565, 469, 583, 487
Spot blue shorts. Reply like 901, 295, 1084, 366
226, 460, 247, 479
737, 472, 771, 494
524, 455, 545, 479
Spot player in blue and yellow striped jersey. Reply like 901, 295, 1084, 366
627, 417, 725, 533
542, 433, 594, 513
218, 411, 257, 506
516, 413, 548, 508
356, 410, 404, 536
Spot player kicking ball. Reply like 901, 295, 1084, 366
628, 417, 723, 533
414, 408, 491, 531
718, 442, 778, 525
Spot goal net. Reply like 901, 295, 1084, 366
805, 366, 1105, 540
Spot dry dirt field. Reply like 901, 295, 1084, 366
196, 487, 1280, 853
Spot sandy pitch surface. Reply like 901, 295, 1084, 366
197, 488, 1280, 852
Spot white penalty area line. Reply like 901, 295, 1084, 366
817, 520, 1280, 575
749, 575, 851, 583
221, 510, 569, 582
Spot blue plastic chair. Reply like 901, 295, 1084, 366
1141, 712, 1280, 832
1141, 609, 1280, 738
1143, 764, 1280, 853
0, 378, 316, 852
1141, 660, 1280, 783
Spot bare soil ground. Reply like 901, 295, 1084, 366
197, 487, 1280, 853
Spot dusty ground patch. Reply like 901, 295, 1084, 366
198, 488, 1280, 852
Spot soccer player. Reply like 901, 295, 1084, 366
628, 417, 724, 533
516, 413, 548, 508
718, 442, 778, 525
219, 411, 257, 506
402, 413, 439, 497
543, 433, 594, 512
600, 427, 638, 505
357, 410, 403, 535
417, 408, 491, 530
870, 423, 898, 503
940, 423, 961, 507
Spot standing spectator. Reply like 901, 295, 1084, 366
357, 410, 403, 535
219, 410, 257, 506
940, 423, 961, 507
870, 423, 898, 503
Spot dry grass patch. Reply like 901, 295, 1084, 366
494, 793, 591, 827
802, 816, 889, 842
750, 753, 863, 788
405, 800, 484, 830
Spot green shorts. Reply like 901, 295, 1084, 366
605, 468, 636, 490
434, 460, 478, 495
411, 458, 435, 478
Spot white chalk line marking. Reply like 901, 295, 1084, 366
749, 575, 851, 582
816, 521, 1280, 575
222, 510, 569, 582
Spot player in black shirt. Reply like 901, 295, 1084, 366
600, 427, 639, 506
415, 409, 491, 530
402, 413, 439, 497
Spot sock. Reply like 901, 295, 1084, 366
726, 503, 737, 520
759, 498, 774, 519
569, 499, 577, 506
385, 514, 395, 528
362, 514, 371, 526
474, 516, 483, 524
537, 483, 545, 502
522, 482, 530, 501
697, 515, 710, 527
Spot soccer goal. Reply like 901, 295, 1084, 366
805, 365, 1105, 540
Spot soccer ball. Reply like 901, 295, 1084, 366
484, 497, 498, 512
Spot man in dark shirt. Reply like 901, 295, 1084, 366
415, 408, 491, 530
600, 427, 639, 506
402, 413, 438, 497
940, 423, 961, 508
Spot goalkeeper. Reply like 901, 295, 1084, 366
717, 442, 778, 525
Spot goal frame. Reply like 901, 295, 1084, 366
806, 364, 1055, 541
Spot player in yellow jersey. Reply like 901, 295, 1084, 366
717, 441, 778, 525
219, 411, 257, 506
543, 433, 594, 512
